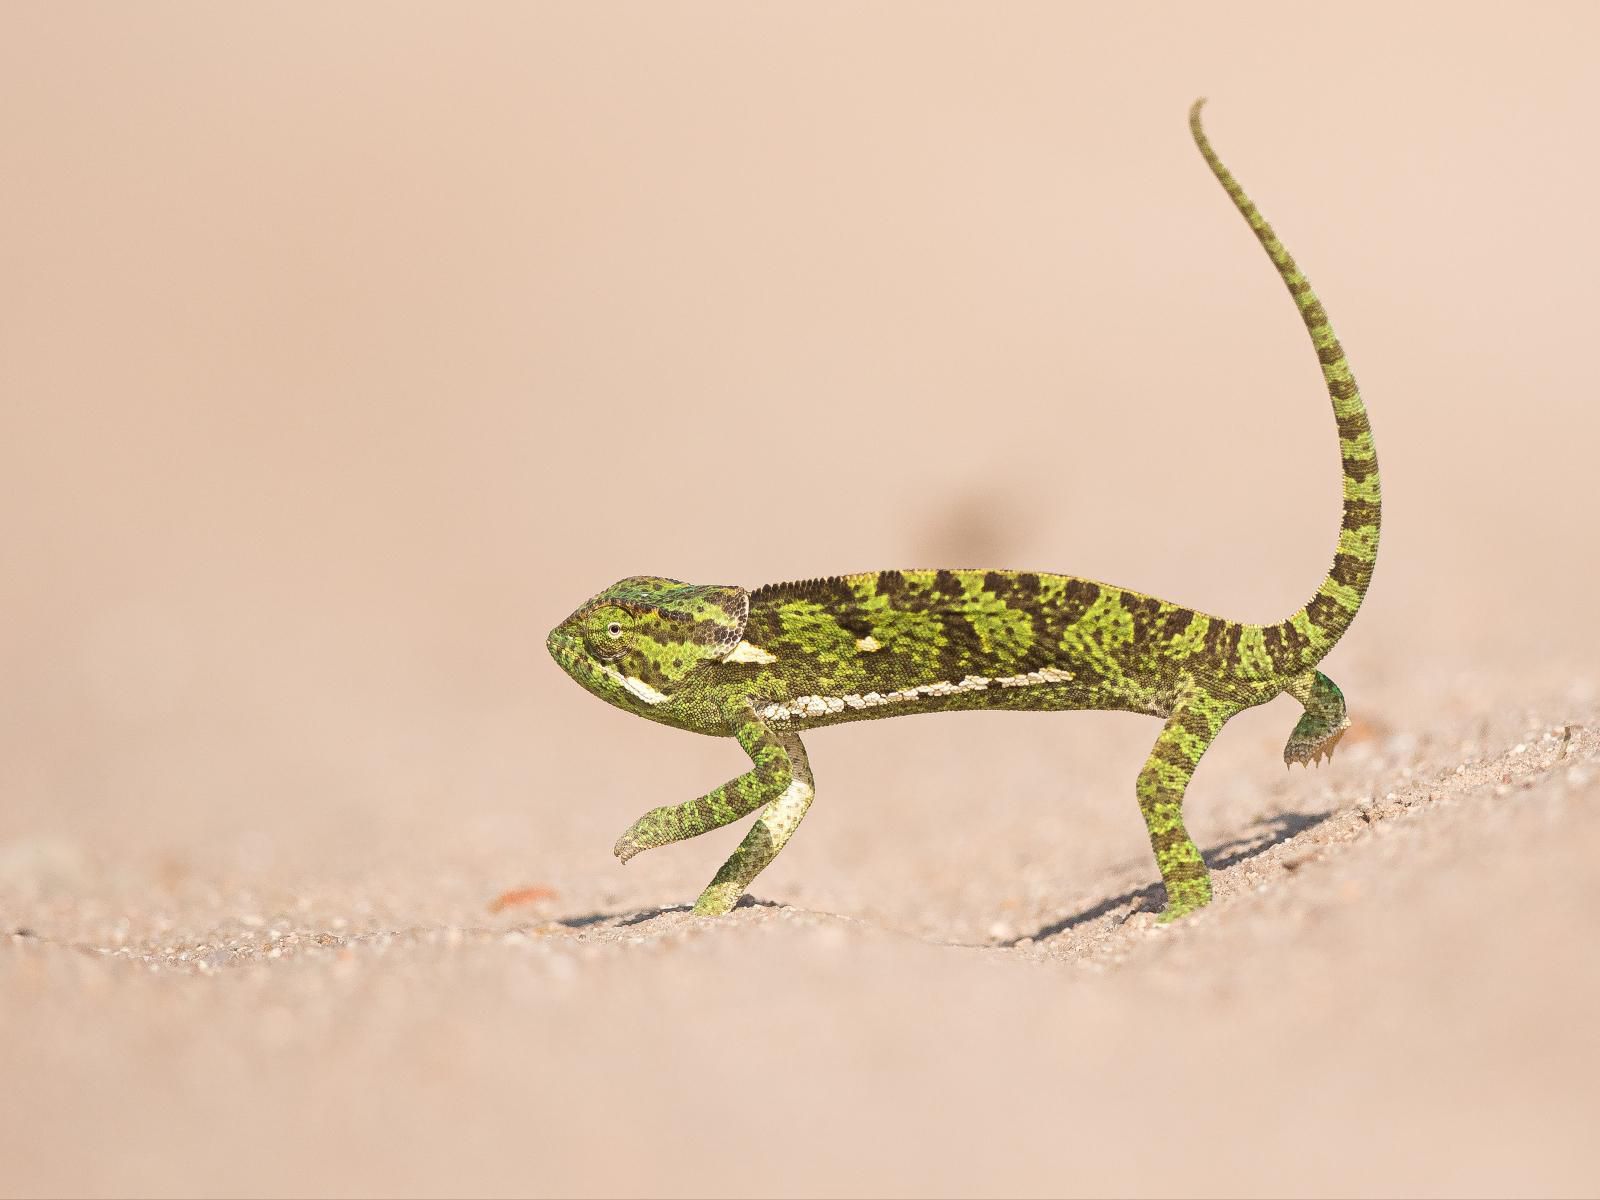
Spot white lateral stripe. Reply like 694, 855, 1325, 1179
725, 640, 777, 664
602, 663, 670, 706
622, 675, 669, 705
758, 665, 1074, 723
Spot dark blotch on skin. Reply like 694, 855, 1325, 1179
835, 613, 877, 642
1262, 622, 1311, 673
1122, 594, 1162, 646
1200, 620, 1245, 670
1151, 738, 1192, 770
1030, 579, 1101, 662
1342, 500, 1380, 531
1156, 606, 1197, 642
1150, 827, 1194, 855
1062, 579, 1100, 608
1335, 409, 1368, 440
1306, 593, 1344, 629
938, 618, 982, 681
1342, 454, 1376, 483
1329, 553, 1364, 588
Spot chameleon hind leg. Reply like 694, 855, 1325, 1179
1135, 696, 1232, 922
1282, 669, 1350, 767
611, 705, 813, 916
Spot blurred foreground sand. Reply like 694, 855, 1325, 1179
5, 692, 1599, 1197
4, 4, 1600, 1197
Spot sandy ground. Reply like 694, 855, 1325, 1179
6, 685, 1599, 1197
4, 5, 1600, 1197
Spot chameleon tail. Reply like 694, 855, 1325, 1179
1189, 100, 1381, 671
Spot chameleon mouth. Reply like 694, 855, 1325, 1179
546, 627, 568, 661
546, 627, 585, 675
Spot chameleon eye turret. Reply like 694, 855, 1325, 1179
548, 101, 1379, 923
579, 604, 630, 659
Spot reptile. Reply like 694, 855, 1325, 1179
546, 100, 1380, 922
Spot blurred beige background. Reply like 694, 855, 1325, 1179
3, 4, 1598, 1198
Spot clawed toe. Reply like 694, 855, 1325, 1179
1285, 724, 1347, 768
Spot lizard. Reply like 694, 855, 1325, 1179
545, 100, 1380, 923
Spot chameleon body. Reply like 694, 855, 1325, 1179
546, 102, 1380, 922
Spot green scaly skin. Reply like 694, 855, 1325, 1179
546, 102, 1380, 922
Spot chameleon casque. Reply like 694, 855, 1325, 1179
547, 101, 1380, 922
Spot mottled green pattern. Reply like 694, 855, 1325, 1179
546, 101, 1381, 921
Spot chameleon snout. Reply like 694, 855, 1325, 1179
546, 626, 571, 663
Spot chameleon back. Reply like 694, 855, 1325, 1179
706, 569, 1279, 730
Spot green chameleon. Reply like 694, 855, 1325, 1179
547, 101, 1379, 923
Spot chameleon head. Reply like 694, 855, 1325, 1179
546, 577, 750, 715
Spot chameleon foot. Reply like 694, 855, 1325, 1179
614, 809, 678, 864
692, 881, 742, 917
1283, 670, 1350, 767
613, 800, 710, 864
1284, 721, 1349, 768
1156, 876, 1213, 923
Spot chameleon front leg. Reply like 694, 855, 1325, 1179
611, 705, 813, 917
1282, 669, 1350, 766
692, 732, 812, 917
1135, 695, 1232, 922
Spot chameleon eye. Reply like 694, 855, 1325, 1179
583, 604, 631, 659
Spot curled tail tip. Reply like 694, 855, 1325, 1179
1189, 97, 1210, 125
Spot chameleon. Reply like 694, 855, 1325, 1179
546, 100, 1380, 923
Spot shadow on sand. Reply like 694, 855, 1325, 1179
554, 895, 781, 931
549, 808, 1336, 945
1009, 806, 1337, 945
